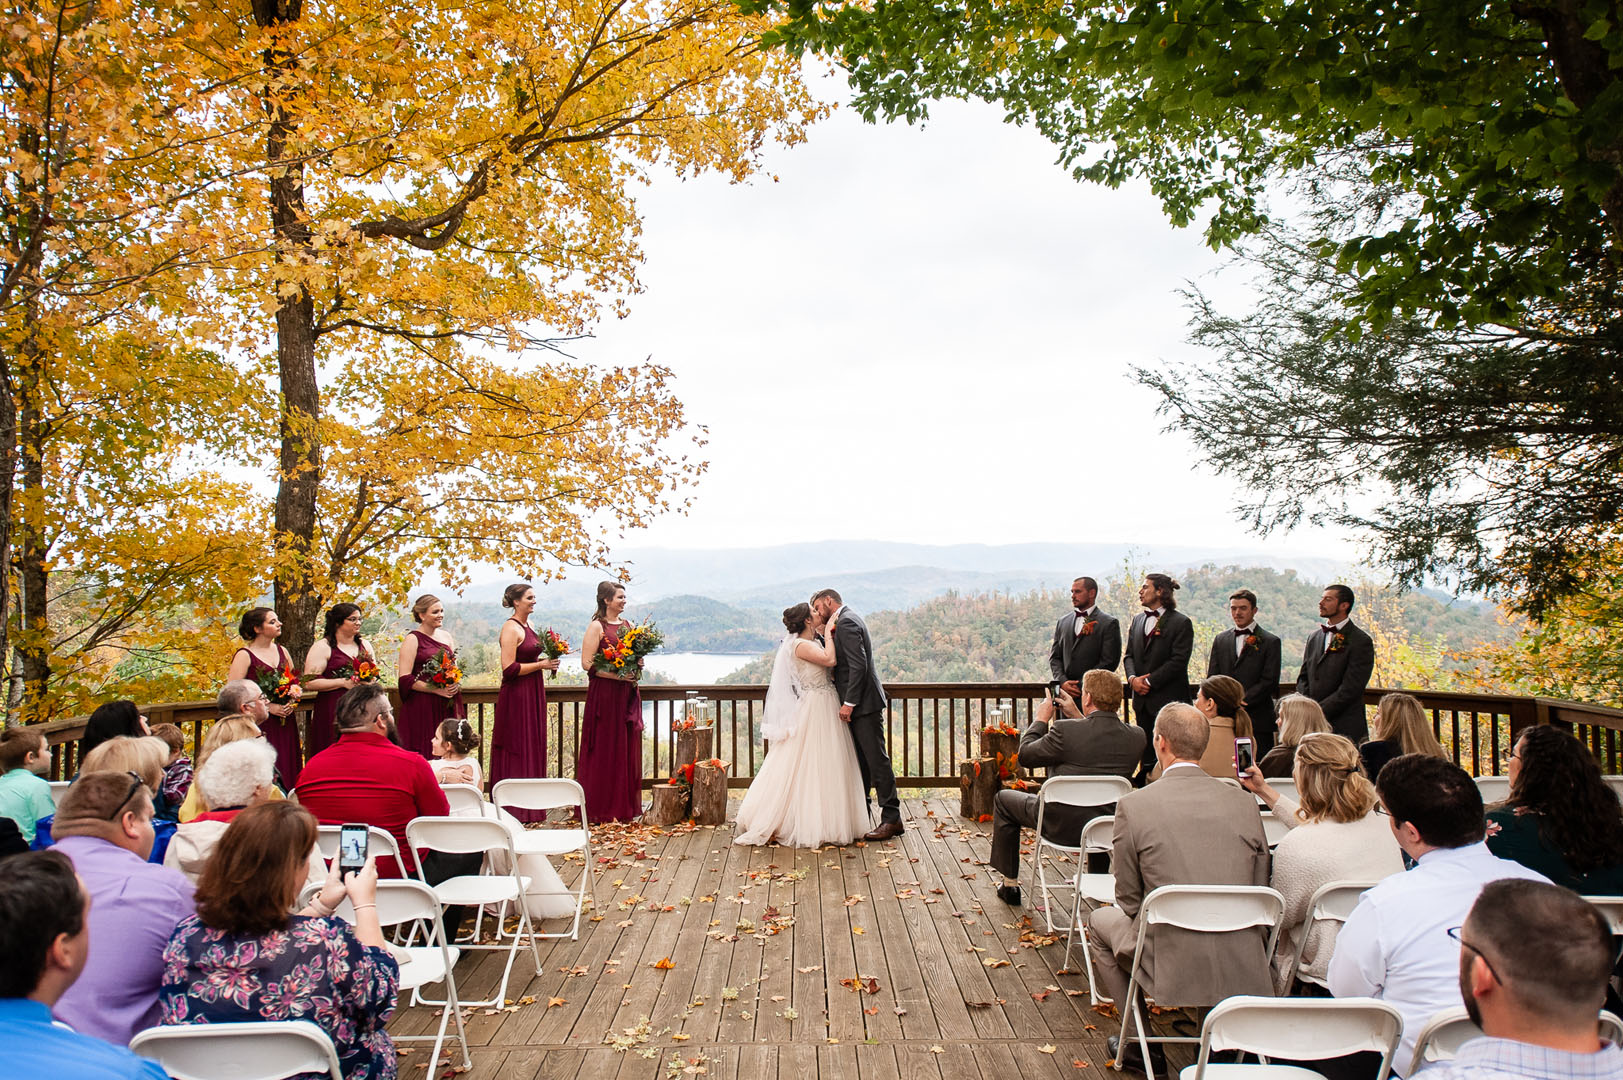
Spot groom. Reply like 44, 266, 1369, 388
811, 589, 903, 840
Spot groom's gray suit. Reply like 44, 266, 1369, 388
830, 605, 901, 827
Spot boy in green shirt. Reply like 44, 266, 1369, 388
0, 727, 54, 848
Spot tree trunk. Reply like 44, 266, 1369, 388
645, 783, 689, 827
959, 758, 999, 821
691, 760, 729, 826
674, 726, 713, 769
13, 296, 47, 718
978, 728, 1019, 762
255, 0, 322, 666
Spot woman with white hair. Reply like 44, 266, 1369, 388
164, 740, 324, 886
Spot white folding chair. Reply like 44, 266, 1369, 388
490, 778, 593, 940
46, 780, 73, 806
1473, 775, 1511, 804
1258, 811, 1291, 850
1583, 895, 1623, 935
1068, 814, 1118, 1005
1032, 775, 1132, 934
1182, 995, 1404, 1079
1114, 885, 1287, 1080
298, 879, 470, 1070
130, 1020, 342, 1080
440, 783, 493, 818
313, 825, 400, 866
1604, 775, 1623, 802
1409, 1005, 1623, 1076
1255, 776, 1296, 805
406, 816, 541, 1008
1282, 880, 1377, 991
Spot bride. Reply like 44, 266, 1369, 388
734, 602, 874, 847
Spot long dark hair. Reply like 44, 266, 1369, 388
1145, 573, 1180, 609
82, 700, 143, 754
1508, 726, 1623, 873
322, 603, 365, 653
593, 580, 625, 622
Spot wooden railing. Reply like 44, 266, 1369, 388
34, 681, 1623, 786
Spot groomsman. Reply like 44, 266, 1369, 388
1295, 583, 1376, 741
1123, 573, 1193, 779
1206, 589, 1283, 756
1049, 576, 1122, 697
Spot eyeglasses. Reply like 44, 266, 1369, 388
1499, 743, 1520, 762
1373, 803, 1391, 817
1447, 925, 1504, 984
104, 771, 148, 821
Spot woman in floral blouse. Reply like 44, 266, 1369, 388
158, 802, 398, 1079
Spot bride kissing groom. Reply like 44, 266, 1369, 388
733, 589, 904, 848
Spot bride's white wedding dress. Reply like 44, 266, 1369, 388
733, 641, 874, 847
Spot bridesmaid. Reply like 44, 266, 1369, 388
490, 582, 561, 819
577, 581, 645, 823
301, 603, 373, 760
396, 593, 464, 756
225, 607, 305, 784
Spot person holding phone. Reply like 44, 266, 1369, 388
159, 802, 399, 1080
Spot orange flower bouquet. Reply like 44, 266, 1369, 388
419, 650, 463, 689
593, 620, 664, 680
339, 657, 381, 684
256, 664, 301, 705
539, 628, 570, 680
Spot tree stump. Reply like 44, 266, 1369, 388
675, 726, 714, 769
692, 760, 730, 826
960, 757, 999, 821
979, 727, 1019, 763
646, 783, 689, 827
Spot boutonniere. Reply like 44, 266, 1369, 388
1080, 620, 1097, 637
1146, 626, 1163, 641
1242, 633, 1259, 653
1327, 632, 1346, 653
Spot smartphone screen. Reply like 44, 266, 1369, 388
338, 824, 368, 877
1234, 737, 1255, 777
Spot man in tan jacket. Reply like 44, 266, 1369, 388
1085, 704, 1272, 1063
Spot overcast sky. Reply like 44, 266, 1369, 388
564, 71, 1358, 565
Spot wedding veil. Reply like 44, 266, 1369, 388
762, 634, 803, 743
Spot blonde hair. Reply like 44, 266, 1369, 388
193, 714, 265, 803
1373, 692, 1448, 759
1276, 694, 1330, 747
1292, 733, 1378, 824
1081, 669, 1123, 713
80, 735, 168, 790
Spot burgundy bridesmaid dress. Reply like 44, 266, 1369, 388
307, 645, 372, 760
397, 629, 465, 757
490, 620, 549, 822
576, 620, 645, 823
237, 646, 303, 785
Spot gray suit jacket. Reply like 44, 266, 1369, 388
1110, 766, 1272, 1005
1018, 710, 1146, 779
1049, 609, 1123, 682
831, 607, 887, 717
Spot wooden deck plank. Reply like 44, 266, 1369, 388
817, 842, 868, 1041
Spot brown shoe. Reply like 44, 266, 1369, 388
864, 821, 904, 841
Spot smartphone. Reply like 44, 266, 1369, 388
338, 823, 369, 878
1234, 737, 1255, 778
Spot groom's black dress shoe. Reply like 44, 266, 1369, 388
1107, 1035, 1167, 1074
996, 884, 1022, 906
864, 821, 904, 841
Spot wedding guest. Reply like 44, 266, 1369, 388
1190, 674, 1253, 780
0, 727, 55, 849
1486, 725, 1623, 894
577, 581, 645, 823
1257, 694, 1331, 778
490, 582, 560, 821
1359, 692, 1448, 782
80, 737, 175, 863
1123, 573, 1195, 780
1296, 584, 1376, 741
991, 669, 1144, 905
216, 678, 271, 722
1206, 589, 1283, 756
432, 718, 483, 788
225, 607, 305, 784
159, 802, 398, 1079
79, 699, 148, 759
1241, 734, 1403, 991
1087, 704, 1271, 1072
296, 683, 448, 877
1328, 754, 1548, 1074
149, 723, 193, 813
164, 740, 325, 887
49, 772, 195, 1046
1420, 880, 1623, 1079
396, 594, 464, 757
1050, 576, 1122, 698
302, 602, 375, 761
0, 851, 170, 1080
176, 713, 276, 822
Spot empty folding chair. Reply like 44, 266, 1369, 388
1032, 775, 1132, 934
1259, 811, 1291, 850
406, 815, 541, 1008
1066, 813, 1118, 1004
490, 778, 593, 939
1474, 775, 1511, 805
130, 1020, 342, 1080
1184, 995, 1404, 1080
1282, 880, 1378, 992
1113, 885, 1286, 1080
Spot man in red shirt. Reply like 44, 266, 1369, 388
295, 683, 448, 877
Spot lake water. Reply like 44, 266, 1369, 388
559, 651, 762, 684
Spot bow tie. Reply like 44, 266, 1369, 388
1144, 609, 1160, 617
1075, 609, 1091, 618
1234, 627, 1253, 635
1321, 624, 1338, 634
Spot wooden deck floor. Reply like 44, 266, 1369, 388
389, 795, 1144, 1080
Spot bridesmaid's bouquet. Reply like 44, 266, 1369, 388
256, 664, 301, 705
419, 650, 463, 689
339, 657, 381, 684
594, 620, 663, 680
539, 628, 570, 680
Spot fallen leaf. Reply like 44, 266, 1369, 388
546, 997, 566, 1008
651, 957, 676, 970
852, 926, 866, 935
1039, 1045, 1058, 1055
864, 1006, 879, 1015
929, 1046, 945, 1054
1072, 1059, 1091, 1069
983, 958, 1011, 968
796, 965, 822, 973
672, 1033, 691, 1042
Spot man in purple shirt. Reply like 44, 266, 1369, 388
50, 770, 195, 1046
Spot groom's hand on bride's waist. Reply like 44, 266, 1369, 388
839, 704, 854, 722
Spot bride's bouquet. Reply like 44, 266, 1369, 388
594, 620, 663, 680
